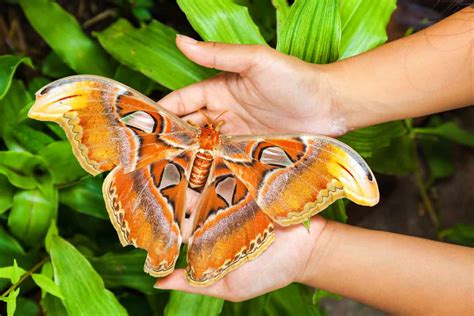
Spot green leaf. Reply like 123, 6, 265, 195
272, 0, 290, 38
4, 123, 55, 153
19, 0, 114, 76
0, 175, 15, 214
32, 273, 64, 299
27, 76, 51, 97
0, 263, 26, 283
45, 220, 59, 253
40, 294, 68, 316
0, 55, 33, 99
88, 249, 155, 294
421, 139, 454, 181
339, 0, 396, 59
0, 228, 26, 262
59, 177, 108, 220
178, 0, 267, 44
321, 199, 347, 223
41, 51, 74, 78
50, 236, 127, 315
339, 121, 407, 158
39, 141, 87, 185
0, 151, 53, 194
0, 288, 20, 316
7, 189, 56, 246
0, 80, 32, 139
114, 64, 156, 95
235, 0, 277, 42
439, 224, 474, 247
263, 283, 321, 315
414, 121, 474, 148
165, 291, 224, 316
96, 19, 216, 90
277, 0, 341, 64
15, 297, 40, 316
312, 288, 342, 305
366, 135, 417, 175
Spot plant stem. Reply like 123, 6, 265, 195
0, 257, 49, 298
414, 155, 440, 229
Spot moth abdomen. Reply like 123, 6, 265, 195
189, 151, 213, 188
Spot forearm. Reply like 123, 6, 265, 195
326, 6, 474, 130
298, 220, 474, 315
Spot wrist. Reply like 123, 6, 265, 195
308, 63, 362, 136
294, 216, 332, 285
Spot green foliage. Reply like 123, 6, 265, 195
178, 0, 267, 44
0, 0, 471, 315
0, 55, 33, 100
19, 0, 114, 76
50, 236, 127, 315
95, 19, 216, 90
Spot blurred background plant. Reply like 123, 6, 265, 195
0, 0, 472, 315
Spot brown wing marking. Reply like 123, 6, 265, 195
219, 134, 379, 226
103, 157, 189, 277
186, 159, 274, 286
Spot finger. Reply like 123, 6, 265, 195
155, 269, 232, 300
176, 34, 269, 74
158, 81, 207, 116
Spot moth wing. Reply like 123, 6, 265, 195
103, 152, 193, 277
219, 134, 379, 226
186, 158, 274, 286
28, 75, 198, 175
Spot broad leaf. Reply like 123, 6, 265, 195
7, 189, 56, 246
96, 19, 216, 90
339, 121, 407, 157
32, 273, 64, 299
0, 55, 33, 99
439, 224, 474, 247
178, 0, 267, 44
421, 139, 454, 181
321, 199, 347, 223
4, 123, 55, 154
19, 0, 114, 76
339, 0, 396, 59
114, 65, 156, 95
0, 175, 14, 214
39, 141, 87, 185
50, 236, 127, 315
0, 80, 32, 139
414, 121, 474, 148
88, 249, 155, 294
0, 151, 53, 195
165, 291, 224, 316
277, 0, 341, 64
366, 135, 417, 175
59, 177, 108, 220
41, 52, 74, 78
272, 0, 291, 37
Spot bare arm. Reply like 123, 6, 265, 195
298, 220, 474, 315
328, 6, 474, 130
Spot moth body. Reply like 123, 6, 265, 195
189, 123, 221, 188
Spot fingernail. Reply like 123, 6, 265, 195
177, 34, 198, 44
153, 281, 163, 289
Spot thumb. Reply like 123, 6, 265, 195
176, 34, 268, 73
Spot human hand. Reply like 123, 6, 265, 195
158, 35, 348, 136
155, 216, 326, 301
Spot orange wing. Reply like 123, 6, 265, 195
28, 75, 199, 277
186, 158, 274, 286
219, 134, 379, 226
28, 75, 198, 175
